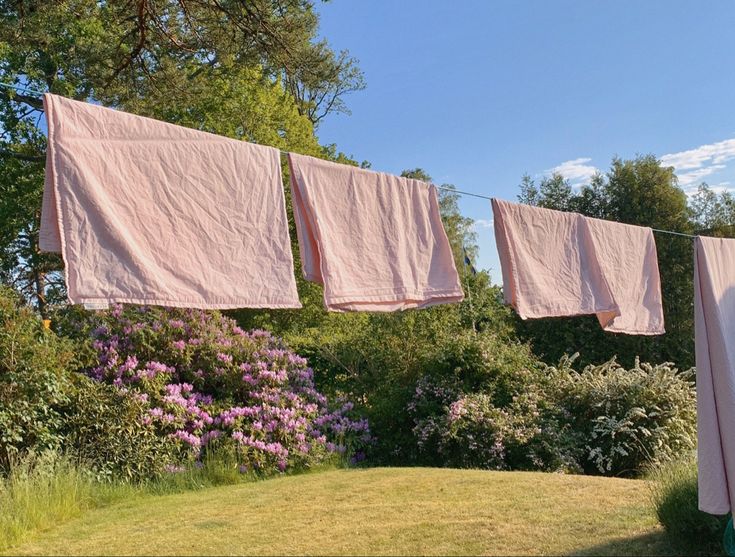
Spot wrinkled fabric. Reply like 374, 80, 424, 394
40, 93, 301, 309
288, 153, 464, 311
492, 198, 664, 335
694, 236, 735, 514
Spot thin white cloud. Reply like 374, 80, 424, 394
474, 218, 494, 229
546, 157, 598, 185
661, 139, 735, 187
677, 165, 727, 188
683, 181, 735, 198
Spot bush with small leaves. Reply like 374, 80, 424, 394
0, 287, 74, 469
62, 373, 177, 482
409, 375, 579, 472
548, 355, 697, 476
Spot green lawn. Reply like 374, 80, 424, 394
5, 467, 684, 556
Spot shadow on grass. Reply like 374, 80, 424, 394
570, 529, 725, 557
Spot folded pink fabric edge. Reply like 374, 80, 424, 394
39, 141, 62, 253
287, 153, 324, 285
583, 216, 664, 335
43, 94, 76, 305
69, 298, 303, 310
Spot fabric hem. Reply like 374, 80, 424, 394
517, 303, 621, 320
70, 297, 302, 310
326, 288, 465, 304
602, 326, 666, 335
44, 94, 77, 303
327, 293, 465, 313
698, 503, 731, 516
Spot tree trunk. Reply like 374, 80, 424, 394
31, 213, 47, 318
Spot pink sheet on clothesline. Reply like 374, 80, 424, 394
695, 236, 735, 515
492, 198, 664, 335
288, 152, 464, 311
40, 93, 301, 309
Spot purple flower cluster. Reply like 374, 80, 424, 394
76, 304, 372, 475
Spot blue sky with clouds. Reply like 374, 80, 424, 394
313, 0, 735, 281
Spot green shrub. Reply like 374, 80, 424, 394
0, 287, 74, 469
650, 456, 727, 555
549, 356, 697, 476
292, 313, 541, 464
410, 375, 580, 472
436, 392, 573, 471
407, 352, 695, 475
62, 374, 177, 482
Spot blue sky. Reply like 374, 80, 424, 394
314, 0, 735, 281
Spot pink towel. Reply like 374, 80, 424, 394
40, 93, 300, 309
492, 199, 664, 335
288, 153, 464, 311
695, 236, 735, 514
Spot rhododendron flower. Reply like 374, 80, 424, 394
71, 304, 373, 476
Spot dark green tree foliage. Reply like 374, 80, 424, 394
0, 0, 364, 311
0, 286, 73, 469
516, 155, 695, 369
0, 141, 64, 313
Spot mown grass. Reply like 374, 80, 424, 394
3, 467, 692, 556
0, 452, 341, 553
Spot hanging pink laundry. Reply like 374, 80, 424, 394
288, 153, 464, 311
694, 236, 735, 514
40, 93, 301, 309
491, 198, 664, 335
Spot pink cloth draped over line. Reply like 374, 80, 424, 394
40, 93, 301, 309
288, 153, 464, 311
492, 198, 664, 335
695, 236, 735, 514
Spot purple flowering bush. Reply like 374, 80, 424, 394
57, 305, 371, 477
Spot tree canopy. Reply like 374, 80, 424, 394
0, 0, 364, 313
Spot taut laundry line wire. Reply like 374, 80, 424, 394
0, 80, 700, 241
0, 81, 46, 97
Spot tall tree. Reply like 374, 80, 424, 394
689, 183, 735, 236
0, 0, 364, 311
